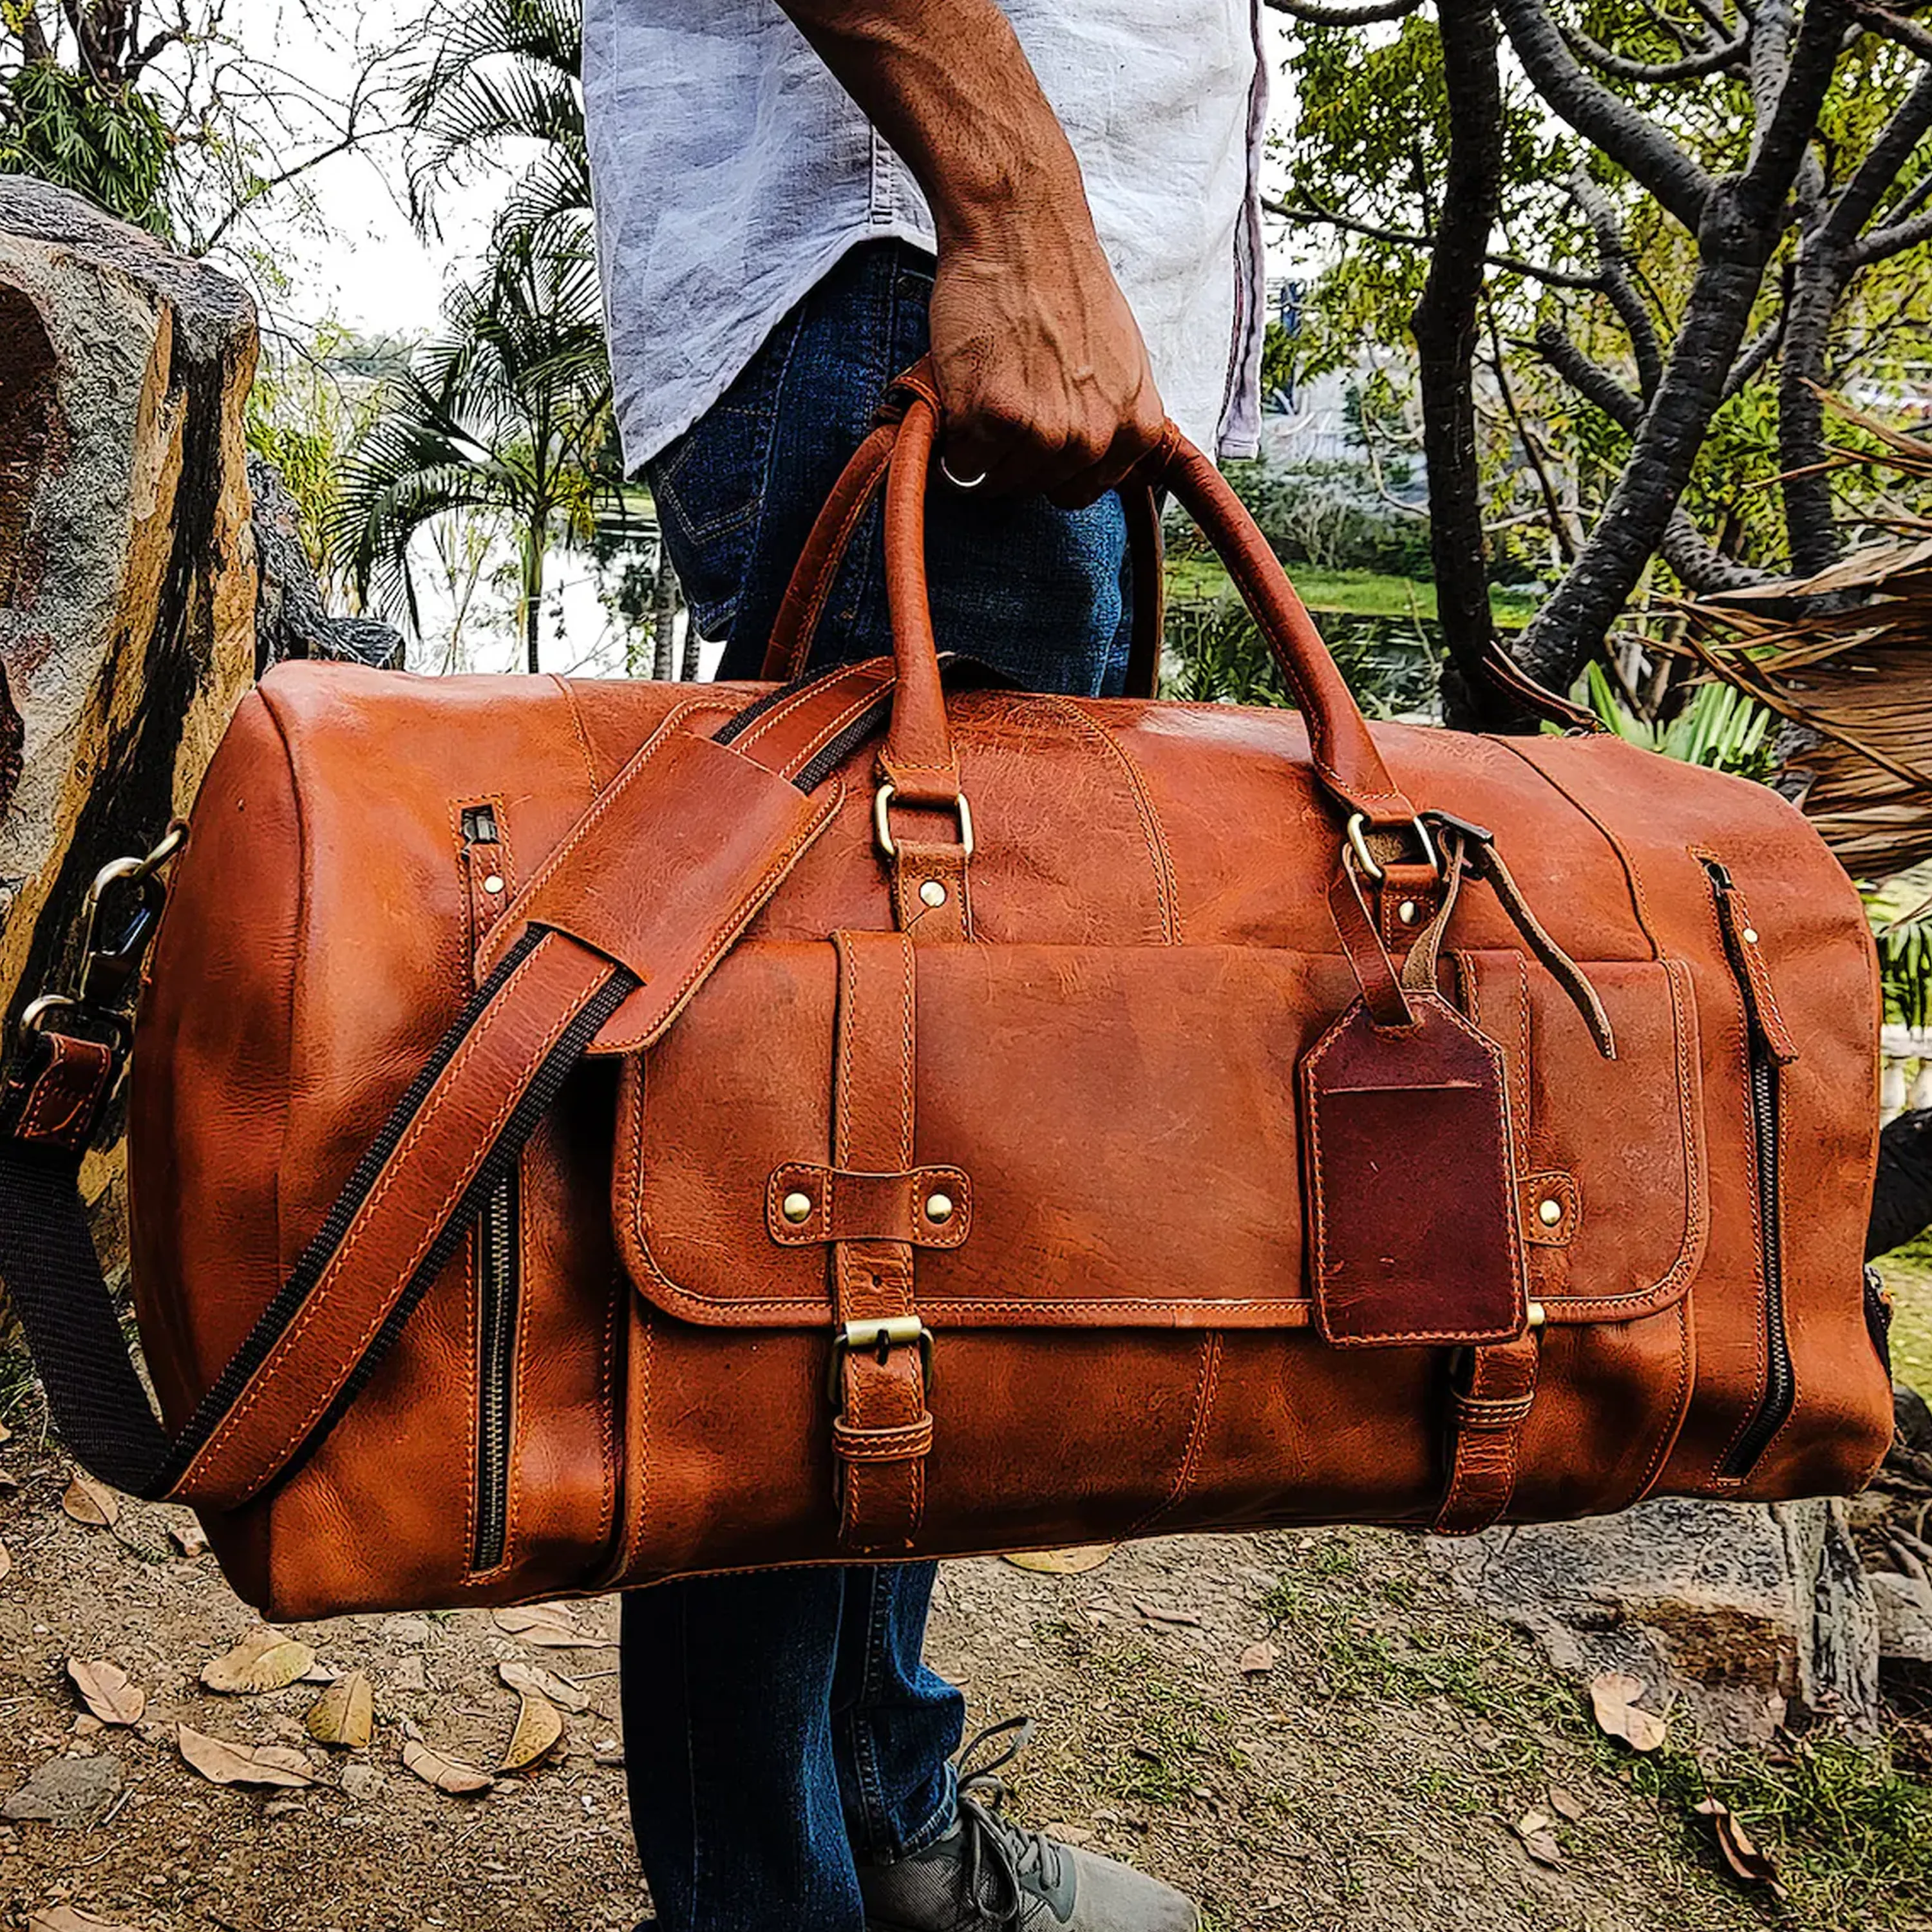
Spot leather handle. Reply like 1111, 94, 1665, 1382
761, 373, 1168, 698
875, 388, 1421, 827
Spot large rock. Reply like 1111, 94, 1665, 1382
0, 178, 260, 1282
249, 455, 403, 672
1431, 1496, 1880, 1743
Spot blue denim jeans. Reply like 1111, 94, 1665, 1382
623, 238, 1142, 1932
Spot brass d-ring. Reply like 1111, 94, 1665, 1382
1344, 811, 1441, 884
874, 784, 975, 862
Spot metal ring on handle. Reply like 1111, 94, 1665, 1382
1345, 811, 1442, 885
937, 456, 987, 491
874, 783, 974, 862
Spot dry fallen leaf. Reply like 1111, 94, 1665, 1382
28, 1909, 136, 1932
0, 1468, 18, 1493
1003, 1547, 1117, 1576
0, 1540, 12, 1585
1547, 1785, 1587, 1823
401, 1738, 493, 1796
1238, 1641, 1278, 1678
0, 1418, 12, 1443
169, 1521, 210, 1560
305, 1671, 374, 1750
201, 1629, 318, 1694
178, 1722, 316, 1789
1133, 1602, 1204, 1628
1589, 1673, 1669, 1753
499, 1659, 591, 1714
1694, 1797, 1785, 1897
498, 1690, 564, 1773
491, 1604, 608, 1650
61, 1474, 120, 1529
66, 1659, 145, 1727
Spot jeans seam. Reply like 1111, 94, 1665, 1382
844, 1564, 893, 1855
829, 248, 905, 643
715, 304, 808, 643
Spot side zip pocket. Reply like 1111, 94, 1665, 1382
462, 801, 520, 1572
1702, 858, 1802, 1478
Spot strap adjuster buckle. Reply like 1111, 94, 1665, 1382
828, 1316, 935, 1406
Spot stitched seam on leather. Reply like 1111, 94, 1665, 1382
592, 781, 844, 1055
546, 674, 604, 792
1490, 737, 1660, 954
1032, 697, 1180, 943
1628, 1299, 1696, 1507
772, 686, 889, 779
1550, 958, 1707, 1318
190, 936, 589, 1492
736, 666, 880, 764
775, 452, 889, 677
489, 701, 717, 952
1127, 1331, 1222, 1537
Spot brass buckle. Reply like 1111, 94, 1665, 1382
873, 784, 974, 862
828, 1315, 936, 1405
1344, 811, 1441, 885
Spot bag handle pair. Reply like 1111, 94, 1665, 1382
763, 358, 1595, 841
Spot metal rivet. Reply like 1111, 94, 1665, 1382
1527, 1301, 1547, 1329
923, 1192, 955, 1225
1537, 1197, 1563, 1227
919, 879, 947, 908
781, 1191, 813, 1224
1397, 900, 1419, 926
483, 874, 505, 895
1742, 927, 1759, 945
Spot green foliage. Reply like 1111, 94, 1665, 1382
0, 53, 173, 234
1869, 878, 1932, 1031
327, 229, 623, 670
1577, 663, 1777, 781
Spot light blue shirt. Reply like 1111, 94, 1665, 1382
583, 1, 1267, 471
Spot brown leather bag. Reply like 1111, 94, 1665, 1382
0, 370, 1897, 1621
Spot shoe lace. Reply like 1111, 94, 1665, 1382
952, 1717, 1065, 1928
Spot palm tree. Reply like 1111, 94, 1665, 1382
402, 0, 589, 254
328, 230, 623, 674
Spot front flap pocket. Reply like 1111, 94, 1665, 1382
615, 940, 1707, 1334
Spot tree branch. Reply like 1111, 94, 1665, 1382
1662, 506, 1773, 591
1567, 164, 1666, 395
1265, 197, 1605, 286
1559, 19, 1747, 78
1534, 320, 1645, 430
1856, 200, 1932, 260
1493, 0, 1715, 229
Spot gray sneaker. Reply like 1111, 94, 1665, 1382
859, 1719, 1200, 1932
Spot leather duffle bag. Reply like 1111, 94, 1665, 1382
0, 366, 1898, 1622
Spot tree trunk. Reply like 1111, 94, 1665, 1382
1410, 0, 1522, 731
1779, 234, 1848, 576
1516, 213, 1779, 691
649, 537, 679, 681
522, 522, 545, 674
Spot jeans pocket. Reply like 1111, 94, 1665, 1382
647, 329, 794, 641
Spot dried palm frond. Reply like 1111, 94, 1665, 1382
1678, 396, 1932, 879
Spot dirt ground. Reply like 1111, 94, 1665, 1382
0, 1416, 1923, 1932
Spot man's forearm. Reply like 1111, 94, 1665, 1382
775, 0, 1163, 501
774, 0, 1090, 251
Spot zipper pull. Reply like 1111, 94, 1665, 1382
1703, 860, 1801, 1065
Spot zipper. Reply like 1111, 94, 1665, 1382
462, 802, 520, 1572
1702, 858, 1799, 1478
473, 1164, 520, 1571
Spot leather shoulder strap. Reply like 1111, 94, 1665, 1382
0, 661, 900, 1510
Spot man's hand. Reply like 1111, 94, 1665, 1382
776, 0, 1166, 507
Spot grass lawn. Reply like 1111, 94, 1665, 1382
1167, 554, 1537, 630
1880, 1233, 1932, 1395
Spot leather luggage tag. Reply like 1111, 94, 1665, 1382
1300, 992, 1529, 1349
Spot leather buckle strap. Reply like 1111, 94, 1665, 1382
1433, 1331, 1542, 1536
828, 930, 934, 1551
